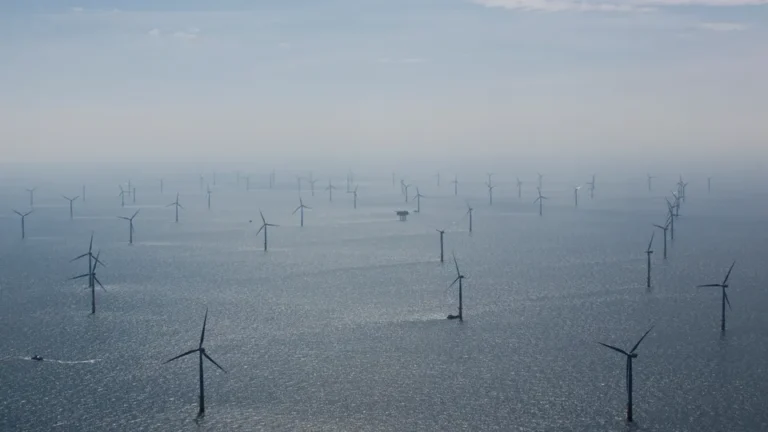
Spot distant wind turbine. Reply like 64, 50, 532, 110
707, 176, 712, 194
206, 185, 212, 210
118, 186, 127, 208
436, 172, 441, 187
348, 185, 359, 209
308, 174, 318, 197
653, 218, 670, 259
292, 198, 311, 227
485, 181, 495, 206
647, 174, 654, 192
167, 193, 184, 223
451, 175, 458, 196
516, 177, 523, 199
466, 204, 473, 233
573, 185, 581, 208
13, 209, 33, 239
413, 187, 425, 212
118, 210, 140, 244
534, 188, 548, 216
254, 210, 279, 251
160, 179, 164, 194
697, 261, 736, 332
436, 229, 445, 263
26, 187, 37, 207
586, 174, 596, 199
537, 173, 543, 189
82, 185, 86, 203
132, 187, 136, 204
447, 252, 466, 321
665, 198, 676, 241
62, 195, 79, 219
645, 232, 654, 288
163, 308, 227, 418
325, 180, 337, 202
402, 182, 411, 203
70, 234, 106, 314
199, 174, 204, 191
598, 326, 654, 423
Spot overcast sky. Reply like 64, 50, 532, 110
1, 0, 766, 165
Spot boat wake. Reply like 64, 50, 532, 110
2, 356, 101, 364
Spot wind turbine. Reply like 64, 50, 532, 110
26, 187, 37, 207
587, 174, 596, 199
486, 173, 494, 185
516, 177, 523, 199
665, 198, 676, 241
325, 180, 337, 202
292, 198, 311, 227
163, 308, 227, 418
245, 176, 251, 191
71, 233, 101, 290
62, 195, 79, 219
645, 232, 654, 288
71, 234, 106, 314
13, 209, 33, 239
436, 172, 441, 187
647, 174, 654, 192
707, 176, 712, 194
118, 186, 127, 207
402, 182, 412, 203
413, 187, 425, 212
534, 188, 548, 216
653, 218, 670, 259
118, 210, 140, 244
167, 193, 184, 223
447, 252, 465, 321
255, 211, 278, 251
82, 185, 86, 203
71, 249, 106, 314
537, 173, 543, 189
348, 185, 359, 209
573, 185, 581, 208
598, 326, 654, 423
132, 187, 136, 204
206, 185, 212, 210
466, 204, 473, 233
160, 179, 164, 194
451, 175, 458, 196
697, 261, 736, 332
485, 181, 495, 206
436, 229, 445, 263
199, 174, 204, 191
308, 175, 318, 197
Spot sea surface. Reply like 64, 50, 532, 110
1, 172, 767, 431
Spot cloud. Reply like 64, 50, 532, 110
697, 21, 748, 31
471, 0, 768, 12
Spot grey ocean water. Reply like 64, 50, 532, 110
1, 173, 767, 431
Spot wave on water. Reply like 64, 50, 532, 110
2, 356, 101, 364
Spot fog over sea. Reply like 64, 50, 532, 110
1, 168, 767, 432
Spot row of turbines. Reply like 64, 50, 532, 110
7, 170, 729, 422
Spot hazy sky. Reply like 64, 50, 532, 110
1, 0, 766, 165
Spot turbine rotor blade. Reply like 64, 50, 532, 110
697, 284, 722, 288
722, 261, 736, 286
598, 342, 629, 356
724, 291, 732, 310
449, 276, 461, 288
199, 308, 208, 348
94, 277, 106, 292
71, 273, 90, 280
163, 349, 199, 364
630, 326, 654, 353
203, 352, 227, 373
255, 225, 265, 236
